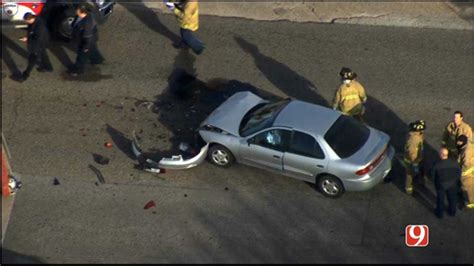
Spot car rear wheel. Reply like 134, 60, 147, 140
208, 144, 234, 168
317, 175, 344, 198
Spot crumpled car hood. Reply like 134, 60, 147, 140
200, 91, 266, 136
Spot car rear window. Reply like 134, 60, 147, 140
324, 115, 370, 158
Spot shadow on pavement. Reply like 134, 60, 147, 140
120, 2, 180, 44
234, 36, 327, 107
106, 124, 136, 161
1, 34, 28, 77
1, 248, 44, 264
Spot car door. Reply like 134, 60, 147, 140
283, 131, 328, 182
239, 128, 291, 172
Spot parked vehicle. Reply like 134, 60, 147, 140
133, 91, 394, 198
1, 0, 115, 40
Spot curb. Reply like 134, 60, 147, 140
143, 2, 473, 31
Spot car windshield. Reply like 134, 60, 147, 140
324, 115, 370, 158
239, 100, 289, 137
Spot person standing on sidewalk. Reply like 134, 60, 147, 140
332, 67, 367, 122
12, 13, 53, 82
456, 135, 474, 209
403, 120, 426, 195
68, 4, 104, 76
166, 0, 205, 55
432, 147, 461, 218
441, 111, 472, 159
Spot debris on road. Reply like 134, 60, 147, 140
225, 187, 229, 191
144, 200, 156, 209
53, 178, 60, 186
89, 164, 106, 184
104, 142, 113, 148
179, 142, 191, 152
93, 154, 110, 165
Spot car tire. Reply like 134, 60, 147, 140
317, 175, 345, 198
208, 144, 234, 168
52, 7, 76, 41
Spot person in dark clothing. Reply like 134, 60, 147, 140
431, 147, 462, 218
12, 13, 53, 82
68, 4, 104, 76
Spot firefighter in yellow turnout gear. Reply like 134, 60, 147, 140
403, 120, 426, 195
456, 135, 474, 209
441, 111, 472, 159
332, 67, 367, 122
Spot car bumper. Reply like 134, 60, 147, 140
1, 20, 27, 28
131, 131, 209, 171
343, 146, 395, 191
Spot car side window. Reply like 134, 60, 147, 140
288, 131, 325, 159
251, 129, 290, 152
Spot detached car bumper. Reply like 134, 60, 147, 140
132, 131, 209, 171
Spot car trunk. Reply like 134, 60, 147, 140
346, 128, 390, 168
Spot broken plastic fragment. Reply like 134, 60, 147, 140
179, 142, 191, 152
93, 154, 110, 165
89, 164, 106, 184
144, 200, 156, 209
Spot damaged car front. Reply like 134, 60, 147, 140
131, 91, 268, 172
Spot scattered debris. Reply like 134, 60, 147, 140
89, 164, 106, 184
144, 200, 156, 209
93, 153, 110, 165
179, 142, 191, 152
82, 104, 87, 107
53, 178, 60, 186
184, 194, 188, 197
95, 182, 99, 186
104, 142, 113, 148
131, 108, 136, 112
224, 187, 229, 191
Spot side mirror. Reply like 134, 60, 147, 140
247, 138, 254, 146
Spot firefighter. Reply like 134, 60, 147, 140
441, 111, 472, 159
166, 0, 204, 55
12, 12, 53, 82
456, 135, 474, 209
332, 67, 367, 122
403, 120, 426, 195
68, 4, 104, 76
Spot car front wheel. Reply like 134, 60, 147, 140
317, 175, 344, 198
208, 144, 234, 168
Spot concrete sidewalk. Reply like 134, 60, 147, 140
144, 1, 473, 30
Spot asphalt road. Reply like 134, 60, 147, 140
2, 3, 474, 263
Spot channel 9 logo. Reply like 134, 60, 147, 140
405, 225, 429, 247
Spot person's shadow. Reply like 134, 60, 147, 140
120, 1, 180, 44
1, 32, 75, 78
1, 34, 29, 77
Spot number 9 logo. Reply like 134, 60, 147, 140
405, 225, 429, 247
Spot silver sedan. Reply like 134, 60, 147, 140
198, 91, 394, 198
133, 91, 394, 198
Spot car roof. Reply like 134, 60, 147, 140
272, 100, 341, 136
